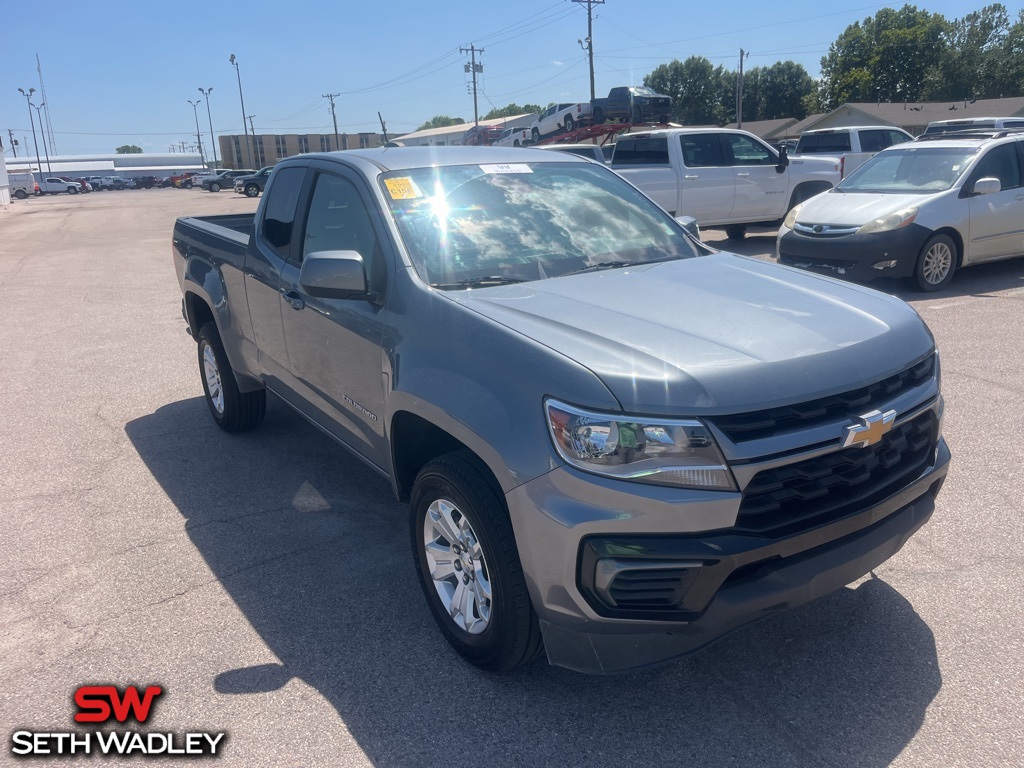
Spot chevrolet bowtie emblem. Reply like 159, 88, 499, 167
842, 409, 897, 449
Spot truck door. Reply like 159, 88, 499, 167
278, 166, 390, 469
675, 133, 735, 223
244, 164, 309, 384
723, 133, 788, 219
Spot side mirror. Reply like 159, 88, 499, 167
299, 250, 369, 299
776, 145, 790, 174
972, 177, 1001, 196
674, 215, 701, 241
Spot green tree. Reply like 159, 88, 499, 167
819, 5, 950, 109
756, 61, 815, 119
922, 4, 1013, 101
415, 115, 466, 132
645, 56, 729, 125
115, 144, 143, 154
482, 103, 543, 120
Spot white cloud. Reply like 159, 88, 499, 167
552, 60, 564, 67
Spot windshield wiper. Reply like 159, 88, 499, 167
430, 275, 526, 290
563, 260, 635, 275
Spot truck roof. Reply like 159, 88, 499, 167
800, 126, 905, 134
283, 147, 590, 172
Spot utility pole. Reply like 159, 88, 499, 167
736, 48, 749, 129
187, 99, 206, 167
37, 54, 57, 155
31, 102, 52, 174
229, 54, 253, 168
247, 115, 258, 165
7, 129, 17, 158
323, 93, 341, 151
572, 0, 604, 101
17, 89, 42, 183
460, 45, 484, 126
198, 87, 219, 166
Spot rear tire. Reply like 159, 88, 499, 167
14, 189, 27, 200
196, 321, 266, 432
411, 451, 543, 672
913, 234, 957, 292
210, 182, 221, 193
725, 224, 747, 240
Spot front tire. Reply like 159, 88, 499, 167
593, 107, 605, 125
531, 127, 540, 144
68, 187, 79, 194
183, 181, 193, 189
913, 233, 957, 292
411, 451, 543, 672
725, 224, 747, 240
244, 183, 260, 197
196, 321, 266, 432
563, 114, 575, 133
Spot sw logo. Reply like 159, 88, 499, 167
74, 685, 163, 723
9, 684, 226, 758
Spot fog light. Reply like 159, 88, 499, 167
872, 260, 898, 270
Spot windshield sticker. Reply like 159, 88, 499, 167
384, 177, 422, 200
479, 163, 533, 174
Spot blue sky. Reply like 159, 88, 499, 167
2, 0, 987, 156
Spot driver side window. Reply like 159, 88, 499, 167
302, 173, 380, 267
725, 134, 774, 166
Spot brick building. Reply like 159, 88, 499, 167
217, 132, 383, 168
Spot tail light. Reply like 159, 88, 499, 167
840, 156, 846, 179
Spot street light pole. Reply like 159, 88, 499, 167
31, 102, 52, 175
17, 87, 43, 185
229, 54, 252, 168
198, 87, 219, 166
187, 99, 206, 167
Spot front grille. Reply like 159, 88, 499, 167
607, 568, 692, 609
713, 355, 934, 442
736, 411, 936, 535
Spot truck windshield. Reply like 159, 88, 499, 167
381, 163, 699, 289
837, 147, 978, 194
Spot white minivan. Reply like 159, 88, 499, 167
778, 130, 1024, 291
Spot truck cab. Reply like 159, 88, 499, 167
612, 128, 840, 238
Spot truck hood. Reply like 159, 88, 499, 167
452, 254, 933, 416
796, 191, 927, 227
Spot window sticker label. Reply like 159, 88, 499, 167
479, 164, 533, 174
384, 177, 422, 199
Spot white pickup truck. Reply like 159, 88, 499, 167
611, 128, 841, 239
793, 126, 913, 178
493, 127, 531, 147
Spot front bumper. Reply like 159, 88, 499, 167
777, 222, 932, 281
507, 435, 949, 674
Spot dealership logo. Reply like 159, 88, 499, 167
10, 685, 226, 758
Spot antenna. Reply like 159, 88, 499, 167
37, 54, 57, 154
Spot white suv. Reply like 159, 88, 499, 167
778, 130, 1024, 291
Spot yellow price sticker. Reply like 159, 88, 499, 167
384, 177, 421, 200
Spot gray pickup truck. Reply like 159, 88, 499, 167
173, 147, 950, 674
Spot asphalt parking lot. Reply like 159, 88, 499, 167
1, 189, 1022, 767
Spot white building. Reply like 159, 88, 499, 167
395, 114, 535, 147
0, 153, 10, 206
4, 152, 204, 180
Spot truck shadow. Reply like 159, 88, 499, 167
126, 398, 941, 768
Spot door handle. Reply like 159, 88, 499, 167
684, 175, 699, 180
736, 172, 750, 177
281, 290, 305, 310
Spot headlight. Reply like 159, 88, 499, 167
783, 203, 802, 230
545, 399, 737, 490
857, 206, 919, 235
